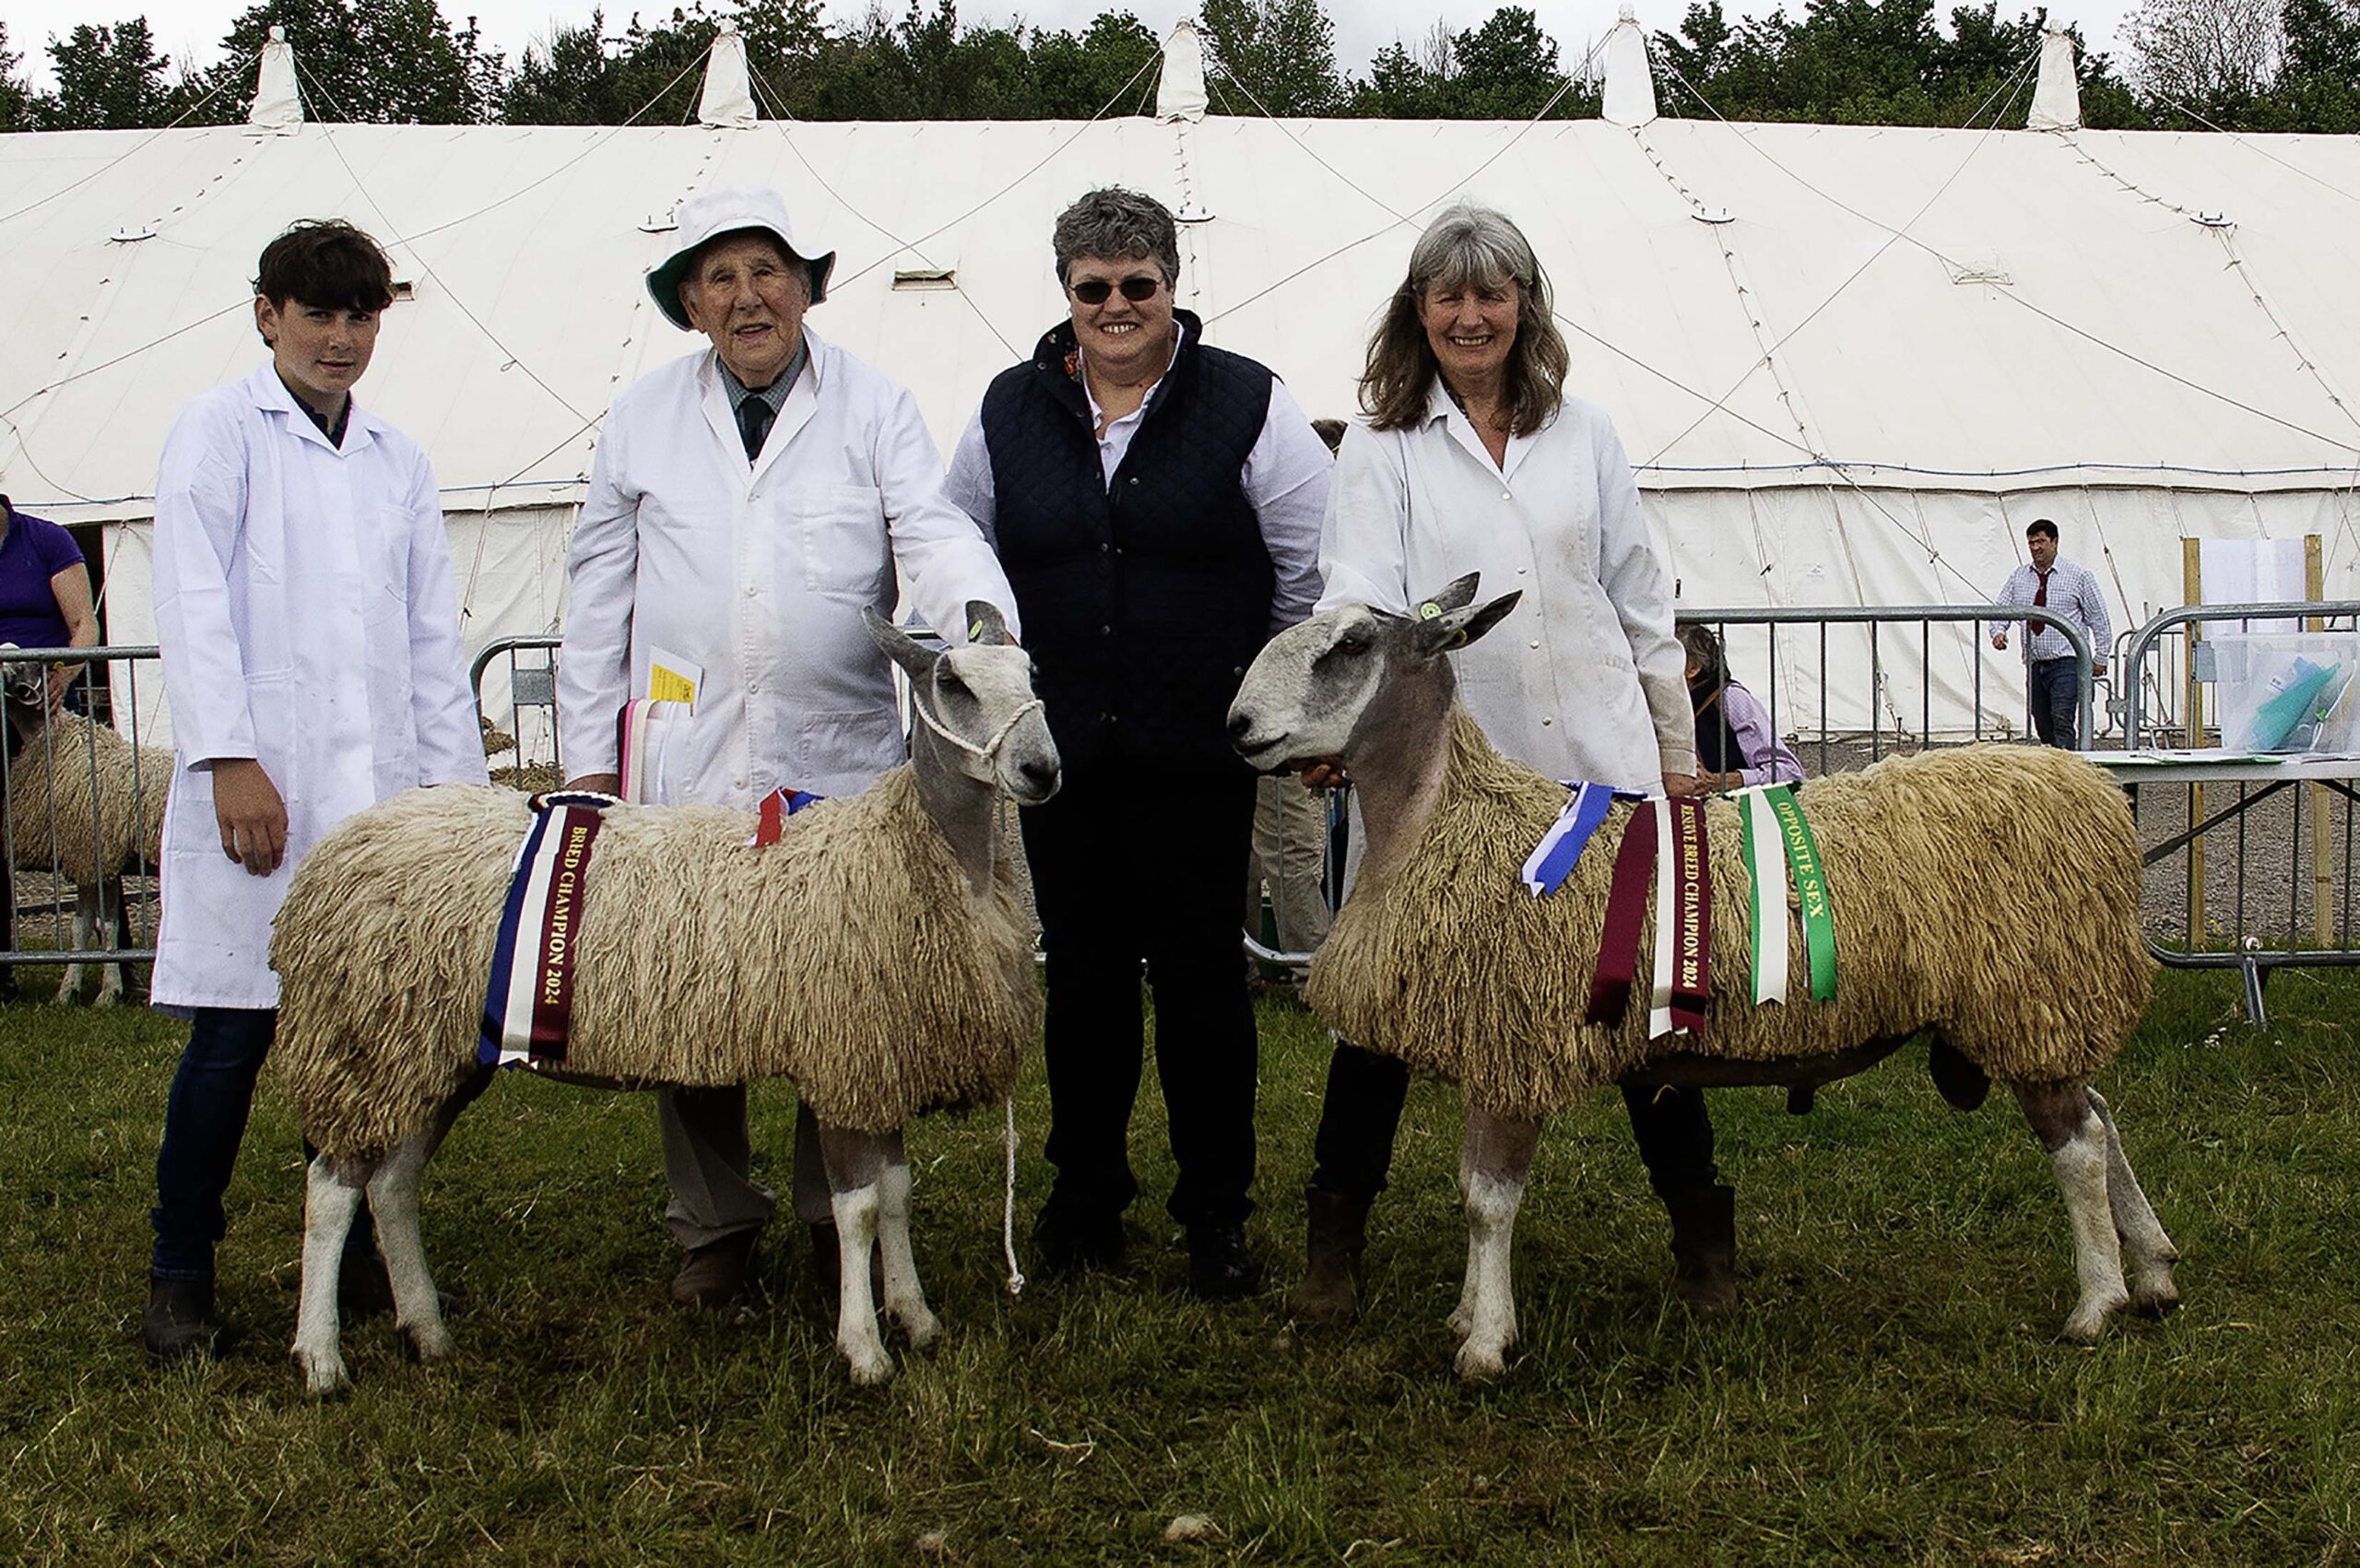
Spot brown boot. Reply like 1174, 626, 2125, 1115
1287, 1188, 1369, 1326
1665, 1185, 1738, 1315
669, 1230, 759, 1312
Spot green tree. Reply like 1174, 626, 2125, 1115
1200, 0, 1343, 114
0, 22, 33, 131
2249, 0, 2360, 128
1029, 11, 1161, 118
1451, 6, 1572, 116
192, 0, 490, 124
31, 17, 177, 129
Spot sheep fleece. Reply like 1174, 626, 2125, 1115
6, 711, 169, 879
1305, 713, 2153, 1119
272, 768, 1041, 1160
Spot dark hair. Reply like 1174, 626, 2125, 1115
1678, 623, 1729, 689
2026, 518, 2059, 542
254, 219, 395, 312
1359, 204, 1569, 438
1310, 418, 1348, 454
1051, 187, 1181, 289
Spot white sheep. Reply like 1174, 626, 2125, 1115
1226, 576, 2179, 1382
269, 605, 1057, 1392
2, 656, 169, 1006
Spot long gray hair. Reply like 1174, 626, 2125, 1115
1358, 204, 1570, 436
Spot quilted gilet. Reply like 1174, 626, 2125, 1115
982, 312, 1275, 772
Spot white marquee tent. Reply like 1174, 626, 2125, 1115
3, 20, 2356, 746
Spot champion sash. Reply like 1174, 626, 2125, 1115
618, 698, 690, 806
749, 784, 824, 847
1740, 787, 1791, 1005
1648, 798, 1710, 1038
1586, 800, 1658, 1026
478, 790, 616, 1068
1521, 781, 1620, 897
1768, 785, 1837, 1001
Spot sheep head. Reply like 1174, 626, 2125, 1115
0, 643, 49, 749
1227, 574, 1521, 772
862, 604, 1060, 806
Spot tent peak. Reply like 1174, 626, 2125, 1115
1602, 8, 1658, 128
247, 25, 302, 131
1156, 20, 1206, 124
2029, 28, 2082, 130
699, 16, 758, 127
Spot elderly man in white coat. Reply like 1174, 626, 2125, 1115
143, 219, 489, 1362
556, 186, 1022, 1312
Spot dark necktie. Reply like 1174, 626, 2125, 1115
2030, 569, 2050, 645
738, 396, 773, 463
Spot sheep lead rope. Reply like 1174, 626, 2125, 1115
911, 686, 1044, 763
1001, 1095, 1026, 1296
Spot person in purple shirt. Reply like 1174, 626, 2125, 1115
1679, 623, 1805, 792
0, 495, 100, 1002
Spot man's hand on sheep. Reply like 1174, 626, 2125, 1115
1661, 772, 1708, 797
209, 759, 289, 876
1296, 759, 1349, 791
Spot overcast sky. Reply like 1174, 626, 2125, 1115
6, 0, 2134, 96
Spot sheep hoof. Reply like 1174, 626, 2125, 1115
90, 986, 121, 1009
294, 1345, 350, 1396
1454, 1341, 1508, 1384
2131, 1276, 2181, 1318
401, 1321, 455, 1362
1446, 1304, 1474, 1340
843, 1343, 896, 1386
894, 1306, 940, 1350
2060, 1293, 2126, 1345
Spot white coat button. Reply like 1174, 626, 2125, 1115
1516, 566, 1528, 575
1528, 639, 1540, 649
734, 776, 748, 789
747, 681, 760, 694
1540, 716, 1553, 726
1501, 491, 1511, 501
744, 586, 757, 598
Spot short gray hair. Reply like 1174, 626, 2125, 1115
1051, 187, 1181, 288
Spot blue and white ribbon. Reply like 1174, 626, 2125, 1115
1521, 780, 1645, 897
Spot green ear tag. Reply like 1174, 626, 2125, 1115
1418, 601, 1443, 620
969, 619, 985, 642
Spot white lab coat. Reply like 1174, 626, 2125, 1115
557, 331, 1019, 803
149, 367, 488, 1009
1318, 385, 1696, 790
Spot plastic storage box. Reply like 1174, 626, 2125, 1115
2210, 631, 2360, 753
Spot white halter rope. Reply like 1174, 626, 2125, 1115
910, 683, 1045, 764
908, 673, 1041, 1295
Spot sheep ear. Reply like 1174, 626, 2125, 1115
863, 607, 939, 679
1409, 590, 1522, 660
1410, 574, 1481, 619
963, 600, 1010, 646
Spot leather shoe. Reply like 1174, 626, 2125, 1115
669, 1230, 759, 1312
142, 1277, 219, 1364
1186, 1220, 1262, 1300
1031, 1199, 1125, 1274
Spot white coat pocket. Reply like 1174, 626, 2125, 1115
794, 483, 890, 601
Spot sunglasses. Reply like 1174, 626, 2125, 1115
1068, 276, 1162, 305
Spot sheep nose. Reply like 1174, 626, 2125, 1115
1018, 755, 1059, 794
1226, 710, 1255, 743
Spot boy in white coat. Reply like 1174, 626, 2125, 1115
142, 221, 488, 1362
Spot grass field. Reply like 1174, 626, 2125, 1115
2, 966, 2356, 1565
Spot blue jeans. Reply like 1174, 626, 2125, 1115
2028, 657, 2082, 750
150, 1007, 373, 1281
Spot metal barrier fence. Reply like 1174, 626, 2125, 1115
471, 636, 567, 787
0, 643, 169, 993
2116, 601, 2360, 1013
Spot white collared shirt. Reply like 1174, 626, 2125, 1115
1318, 382, 1696, 788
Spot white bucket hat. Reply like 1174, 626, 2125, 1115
644, 186, 836, 332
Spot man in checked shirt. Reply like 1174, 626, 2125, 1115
1989, 518, 2113, 749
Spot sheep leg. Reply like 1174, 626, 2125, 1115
817, 1124, 895, 1386
292, 1156, 373, 1395
366, 1103, 471, 1366
873, 1131, 938, 1350
1452, 1105, 1540, 1384
56, 881, 93, 1005
2013, 1079, 2130, 1344
2085, 1088, 2179, 1316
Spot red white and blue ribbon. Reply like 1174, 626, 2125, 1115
748, 784, 824, 847
478, 790, 617, 1068
1521, 780, 1644, 897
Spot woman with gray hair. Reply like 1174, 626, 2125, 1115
945, 186, 1330, 1298
1289, 204, 1731, 1326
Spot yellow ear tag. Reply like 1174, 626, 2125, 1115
1418, 601, 1443, 620
969, 619, 985, 642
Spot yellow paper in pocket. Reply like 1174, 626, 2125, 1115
645, 646, 702, 711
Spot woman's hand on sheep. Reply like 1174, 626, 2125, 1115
210, 759, 289, 876
1661, 772, 1709, 798
566, 772, 623, 796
